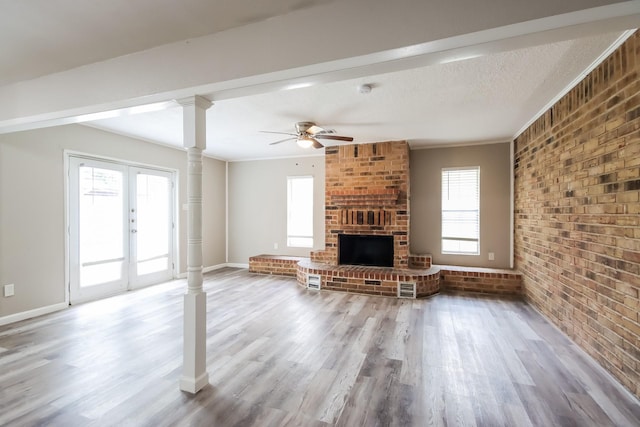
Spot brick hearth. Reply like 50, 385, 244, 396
297, 259, 440, 298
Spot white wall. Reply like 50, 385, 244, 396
227, 156, 325, 264
410, 143, 512, 268
0, 124, 226, 318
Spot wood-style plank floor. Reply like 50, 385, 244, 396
1, 268, 639, 426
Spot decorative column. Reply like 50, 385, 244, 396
177, 95, 212, 394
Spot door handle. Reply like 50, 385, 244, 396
131, 229, 137, 233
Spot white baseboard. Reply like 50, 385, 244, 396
227, 263, 249, 269
203, 264, 228, 273
176, 263, 245, 279
0, 302, 68, 326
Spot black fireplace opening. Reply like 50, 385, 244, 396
338, 234, 394, 267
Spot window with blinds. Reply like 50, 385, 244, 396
441, 167, 480, 255
287, 176, 314, 248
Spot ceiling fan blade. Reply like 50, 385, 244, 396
315, 134, 354, 142
311, 138, 324, 149
260, 130, 297, 136
269, 137, 296, 145
306, 125, 326, 135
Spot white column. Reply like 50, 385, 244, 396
177, 95, 212, 394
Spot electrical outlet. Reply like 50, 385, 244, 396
488, 252, 495, 261
4, 284, 15, 297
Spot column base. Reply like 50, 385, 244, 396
180, 371, 209, 394
181, 291, 208, 394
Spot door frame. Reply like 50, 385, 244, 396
64, 151, 178, 305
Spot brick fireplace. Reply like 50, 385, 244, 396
250, 138, 521, 298
311, 140, 410, 268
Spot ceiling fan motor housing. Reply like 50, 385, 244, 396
295, 121, 315, 133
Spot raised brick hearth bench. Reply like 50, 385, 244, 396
438, 265, 523, 297
297, 259, 440, 298
248, 254, 306, 277
249, 255, 522, 298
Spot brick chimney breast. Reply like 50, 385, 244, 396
311, 141, 410, 268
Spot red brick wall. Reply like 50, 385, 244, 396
312, 141, 410, 268
514, 31, 640, 398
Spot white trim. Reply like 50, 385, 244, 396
410, 139, 511, 151
176, 263, 231, 278
513, 29, 637, 139
0, 303, 68, 327
63, 152, 71, 307
64, 149, 179, 174
203, 264, 228, 273
173, 173, 180, 278
225, 161, 229, 264
227, 263, 249, 269
230, 152, 324, 163
510, 140, 515, 269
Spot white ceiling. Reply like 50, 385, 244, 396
0, 0, 636, 161
86, 31, 625, 160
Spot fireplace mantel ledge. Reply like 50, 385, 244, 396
328, 189, 400, 207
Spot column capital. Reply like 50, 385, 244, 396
176, 95, 213, 110
180, 95, 211, 150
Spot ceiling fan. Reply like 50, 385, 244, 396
262, 121, 354, 149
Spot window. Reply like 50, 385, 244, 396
287, 176, 313, 247
441, 167, 480, 255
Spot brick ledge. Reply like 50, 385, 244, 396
248, 255, 523, 298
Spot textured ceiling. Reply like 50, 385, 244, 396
86, 31, 626, 160
0, 0, 635, 161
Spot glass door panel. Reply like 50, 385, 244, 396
130, 168, 173, 287
69, 158, 128, 303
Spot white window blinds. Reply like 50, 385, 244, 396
441, 167, 480, 255
287, 176, 313, 248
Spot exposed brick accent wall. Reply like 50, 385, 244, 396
249, 255, 305, 277
312, 141, 410, 268
440, 266, 522, 296
514, 31, 640, 398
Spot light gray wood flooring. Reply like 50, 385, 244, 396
1, 268, 639, 426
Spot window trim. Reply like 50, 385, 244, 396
286, 175, 314, 248
441, 166, 480, 256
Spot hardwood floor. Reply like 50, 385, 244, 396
1, 268, 639, 426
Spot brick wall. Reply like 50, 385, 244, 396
514, 31, 640, 398
312, 141, 410, 268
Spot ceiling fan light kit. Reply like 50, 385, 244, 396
262, 121, 354, 149
297, 136, 314, 148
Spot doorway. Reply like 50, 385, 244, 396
68, 156, 175, 303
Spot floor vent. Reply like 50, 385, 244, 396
307, 274, 321, 291
398, 282, 416, 299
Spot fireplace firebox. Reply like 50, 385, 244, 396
338, 234, 394, 267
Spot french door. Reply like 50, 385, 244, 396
69, 157, 174, 303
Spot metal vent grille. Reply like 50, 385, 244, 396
398, 282, 416, 299
307, 274, 321, 291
